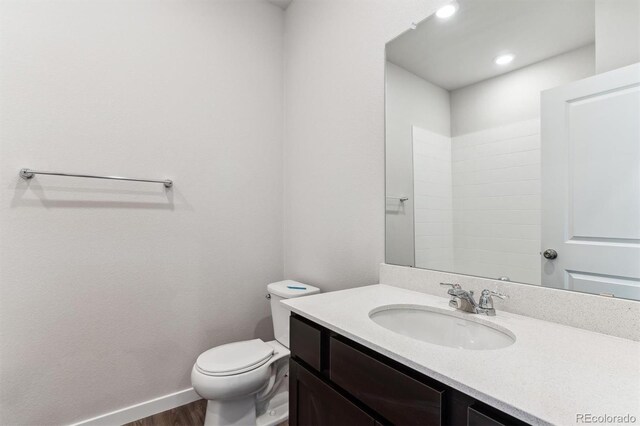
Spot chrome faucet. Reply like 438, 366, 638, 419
440, 283, 506, 316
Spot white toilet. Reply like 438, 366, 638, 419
192, 280, 320, 426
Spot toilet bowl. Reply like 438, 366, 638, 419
191, 280, 320, 426
191, 339, 289, 426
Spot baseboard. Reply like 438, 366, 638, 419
70, 388, 201, 426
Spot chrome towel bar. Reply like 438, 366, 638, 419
386, 196, 409, 202
19, 168, 173, 188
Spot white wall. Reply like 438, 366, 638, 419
385, 62, 450, 266
0, 1, 284, 424
283, 0, 444, 291
595, 0, 640, 73
450, 44, 596, 136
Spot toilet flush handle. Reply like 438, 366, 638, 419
265, 294, 271, 300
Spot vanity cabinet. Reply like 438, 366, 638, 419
289, 314, 528, 426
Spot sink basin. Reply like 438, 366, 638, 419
369, 305, 515, 350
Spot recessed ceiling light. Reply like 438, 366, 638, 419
494, 54, 515, 65
436, 3, 458, 19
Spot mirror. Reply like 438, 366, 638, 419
385, 0, 640, 300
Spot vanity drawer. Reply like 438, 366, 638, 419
290, 315, 322, 371
330, 336, 444, 425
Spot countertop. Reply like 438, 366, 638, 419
282, 284, 640, 426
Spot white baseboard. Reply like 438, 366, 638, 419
70, 388, 201, 426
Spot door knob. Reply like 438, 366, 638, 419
543, 249, 558, 260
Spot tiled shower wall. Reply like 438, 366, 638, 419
413, 126, 454, 271
412, 120, 542, 284
451, 119, 542, 284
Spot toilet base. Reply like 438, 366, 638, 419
256, 399, 288, 426
202, 395, 288, 426
204, 398, 256, 426
256, 377, 288, 426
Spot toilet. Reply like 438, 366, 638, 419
191, 280, 320, 426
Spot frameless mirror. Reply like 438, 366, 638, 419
385, 0, 640, 300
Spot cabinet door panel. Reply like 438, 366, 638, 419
290, 359, 376, 426
468, 407, 506, 426
330, 337, 444, 425
467, 404, 528, 426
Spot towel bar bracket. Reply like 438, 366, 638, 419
20, 169, 35, 179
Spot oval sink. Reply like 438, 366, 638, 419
369, 305, 515, 350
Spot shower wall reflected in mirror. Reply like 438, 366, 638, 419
385, 0, 640, 300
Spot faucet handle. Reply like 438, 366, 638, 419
488, 290, 506, 299
441, 283, 463, 309
480, 289, 507, 299
440, 282, 461, 289
479, 289, 507, 310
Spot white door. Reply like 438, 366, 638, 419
541, 63, 640, 299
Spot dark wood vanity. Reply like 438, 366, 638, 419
289, 314, 529, 426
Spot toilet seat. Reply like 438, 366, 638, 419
195, 339, 274, 377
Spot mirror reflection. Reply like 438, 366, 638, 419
385, 0, 640, 299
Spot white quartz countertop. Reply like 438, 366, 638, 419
282, 284, 640, 426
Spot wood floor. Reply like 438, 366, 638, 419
123, 400, 206, 426
123, 399, 288, 426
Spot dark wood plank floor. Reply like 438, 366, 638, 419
123, 399, 288, 426
123, 400, 206, 426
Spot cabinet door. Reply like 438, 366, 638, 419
290, 359, 376, 426
468, 407, 506, 426
467, 404, 528, 426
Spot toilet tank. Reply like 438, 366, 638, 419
267, 280, 320, 348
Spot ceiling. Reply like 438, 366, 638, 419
386, 0, 595, 91
267, 0, 293, 10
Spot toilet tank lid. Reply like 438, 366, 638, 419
267, 280, 320, 298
